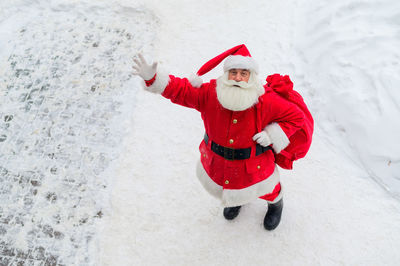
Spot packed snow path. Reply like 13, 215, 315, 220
0, 2, 156, 265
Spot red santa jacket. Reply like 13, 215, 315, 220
157, 75, 305, 206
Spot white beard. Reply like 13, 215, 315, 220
216, 72, 265, 111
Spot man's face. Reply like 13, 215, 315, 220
228, 68, 250, 83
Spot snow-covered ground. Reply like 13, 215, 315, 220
1, 0, 400, 265
0, 1, 156, 264
291, 0, 400, 199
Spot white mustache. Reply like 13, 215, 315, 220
222, 79, 252, 89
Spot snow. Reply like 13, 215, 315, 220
291, 0, 400, 198
0, 0, 399, 265
0, 1, 156, 264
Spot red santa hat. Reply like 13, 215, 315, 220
189, 44, 259, 87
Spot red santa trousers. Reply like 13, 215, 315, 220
259, 182, 281, 202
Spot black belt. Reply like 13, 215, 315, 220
204, 133, 272, 160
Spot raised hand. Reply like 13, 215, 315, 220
132, 54, 158, 81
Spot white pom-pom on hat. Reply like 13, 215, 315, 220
189, 73, 203, 88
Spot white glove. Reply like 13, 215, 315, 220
132, 54, 158, 81
252, 131, 272, 147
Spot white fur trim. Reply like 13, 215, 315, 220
196, 160, 223, 199
196, 160, 281, 207
189, 73, 203, 88
264, 123, 290, 154
145, 71, 170, 94
223, 55, 259, 74
221, 166, 280, 207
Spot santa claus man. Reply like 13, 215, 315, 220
132, 44, 305, 230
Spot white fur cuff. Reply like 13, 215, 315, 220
264, 123, 290, 154
145, 70, 170, 94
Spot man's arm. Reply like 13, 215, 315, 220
132, 54, 207, 112
253, 94, 305, 154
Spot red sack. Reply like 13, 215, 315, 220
264, 74, 314, 169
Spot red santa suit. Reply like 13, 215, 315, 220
146, 69, 305, 207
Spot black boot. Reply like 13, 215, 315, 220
263, 199, 283, 230
223, 206, 241, 220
